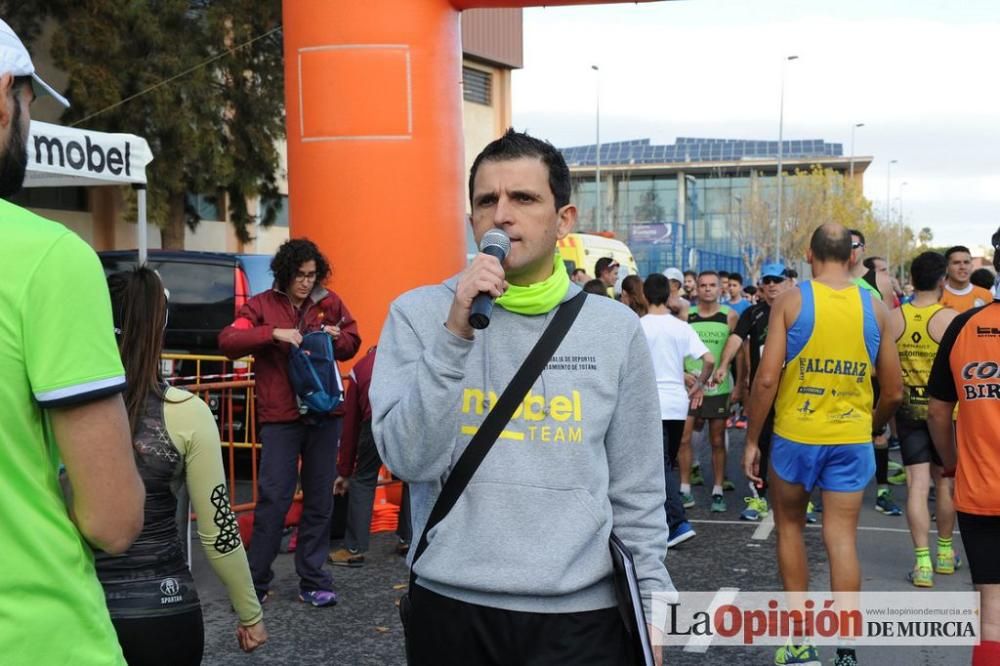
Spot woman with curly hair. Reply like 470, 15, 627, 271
98, 268, 266, 664
220, 238, 360, 608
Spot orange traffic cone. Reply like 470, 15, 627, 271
370, 465, 400, 533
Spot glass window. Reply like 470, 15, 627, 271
151, 259, 234, 349
186, 192, 222, 221
704, 178, 733, 214
653, 178, 678, 222
623, 178, 657, 225
260, 193, 289, 227
572, 179, 598, 231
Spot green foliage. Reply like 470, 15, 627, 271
10, 0, 284, 246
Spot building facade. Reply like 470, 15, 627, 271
562, 137, 871, 277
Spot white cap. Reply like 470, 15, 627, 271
0, 19, 69, 107
663, 267, 684, 283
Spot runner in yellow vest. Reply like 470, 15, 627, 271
888, 252, 959, 588
744, 224, 903, 666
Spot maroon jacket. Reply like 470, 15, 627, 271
336, 346, 375, 478
218, 286, 361, 423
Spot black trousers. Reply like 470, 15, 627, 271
662, 420, 687, 530
406, 584, 632, 666
344, 420, 413, 551
112, 608, 204, 666
249, 417, 340, 594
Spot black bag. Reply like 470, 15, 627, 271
609, 532, 656, 666
398, 292, 586, 655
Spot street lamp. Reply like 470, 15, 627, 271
898, 181, 909, 281
734, 193, 745, 269
685, 174, 697, 252
849, 122, 864, 179
885, 159, 898, 269
775, 54, 798, 262
592, 64, 602, 232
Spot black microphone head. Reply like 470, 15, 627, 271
479, 229, 511, 260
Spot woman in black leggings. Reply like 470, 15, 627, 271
96, 268, 267, 664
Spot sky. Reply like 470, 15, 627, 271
511, 0, 1000, 254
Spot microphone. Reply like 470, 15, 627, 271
468, 229, 511, 330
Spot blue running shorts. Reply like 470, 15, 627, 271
771, 435, 875, 492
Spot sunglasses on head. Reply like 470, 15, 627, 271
761, 276, 785, 285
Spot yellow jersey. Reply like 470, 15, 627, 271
774, 281, 879, 445
896, 302, 942, 423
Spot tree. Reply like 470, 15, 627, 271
918, 227, 934, 246
781, 166, 879, 261
7, 0, 285, 248
731, 180, 774, 282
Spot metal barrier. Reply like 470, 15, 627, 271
163, 353, 260, 511
162, 352, 393, 522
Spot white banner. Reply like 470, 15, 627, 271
24, 120, 153, 188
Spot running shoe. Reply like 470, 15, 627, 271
328, 548, 365, 567
711, 494, 726, 513
299, 589, 338, 607
805, 501, 818, 524
740, 496, 769, 521
935, 552, 962, 575
667, 521, 697, 548
255, 589, 270, 604
907, 565, 934, 588
812, 496, 823, 513
774, 641, 821, 665
680, 492, 696, 509
726, 416, 737, 429
690, 465, 705, 487
833, 648, 859, 666
722, 478, 736, 491
875, 490, 903, 516
736, 415, 749, 429
887, 436, 901, 451
887, 460, 907, 486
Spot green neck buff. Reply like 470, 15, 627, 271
496, 252, 571, 315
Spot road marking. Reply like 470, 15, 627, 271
683, 586, 740, 653
752, 512, 775, 540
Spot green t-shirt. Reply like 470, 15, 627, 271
854, 275, 883, 301
0, 199, 127, 664
685, 305, 732, 396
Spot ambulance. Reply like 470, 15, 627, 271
557, 232, 638, 282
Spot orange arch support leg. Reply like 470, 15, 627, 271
282, 0, 659, 347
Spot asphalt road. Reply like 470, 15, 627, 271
193, 428, 974, 665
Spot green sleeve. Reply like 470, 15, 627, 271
24, 232, 125, 407
164, 388, 263, 626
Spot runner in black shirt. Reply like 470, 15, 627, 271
713, 263, 790, 520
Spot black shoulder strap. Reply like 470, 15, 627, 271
408, 290, 587, 572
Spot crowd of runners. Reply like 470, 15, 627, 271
4, 16, 998, 662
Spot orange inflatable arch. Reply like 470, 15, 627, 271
282, 0, 656, 354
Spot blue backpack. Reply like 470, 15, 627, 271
288, 331, 343, 414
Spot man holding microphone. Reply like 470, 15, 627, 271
372, 129, 672, 664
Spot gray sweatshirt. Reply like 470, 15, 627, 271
371, 277, 673, 617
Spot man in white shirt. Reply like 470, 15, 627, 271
640, 273, 714, 548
